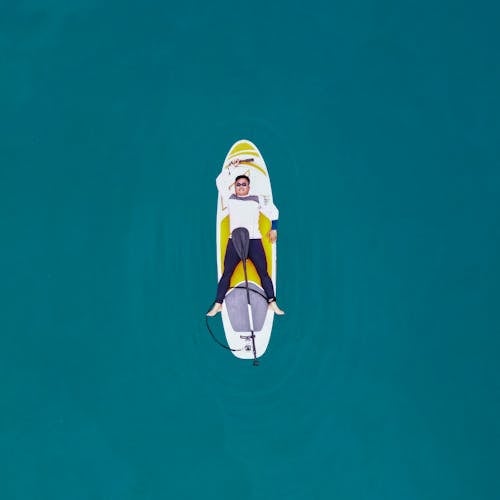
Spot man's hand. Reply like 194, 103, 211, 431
268, 229, 278, 243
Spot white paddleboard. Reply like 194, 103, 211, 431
215, 139, 277, 359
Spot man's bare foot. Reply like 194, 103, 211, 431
206, 303, 222, 317
268, 301, 285, 315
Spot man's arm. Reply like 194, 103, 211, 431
259, 195, 279, 243
216, 170, 233, 214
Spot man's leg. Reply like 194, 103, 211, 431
248, 240, 284, 315
216, 239, 242, 302
207, 239, 241, 316
248, 239, 276, 301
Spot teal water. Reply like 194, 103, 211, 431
1, 1, 499, 498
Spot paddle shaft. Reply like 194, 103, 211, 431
230, 227, 259, 366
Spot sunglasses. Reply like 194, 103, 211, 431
235, 182, 248, 187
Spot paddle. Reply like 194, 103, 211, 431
231, 227, 259, 366
224, 157, 254, 169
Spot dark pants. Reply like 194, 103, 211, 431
216, 238, 275, 304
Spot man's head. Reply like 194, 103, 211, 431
234, 175, 250, 197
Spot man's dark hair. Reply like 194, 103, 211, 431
235, 175, 250, 184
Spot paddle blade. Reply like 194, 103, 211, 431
231, 227, 250, 260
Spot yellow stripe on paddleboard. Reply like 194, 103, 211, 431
227, 151, 259, 160
229, 142, 258, 155
242, 162, 267, 176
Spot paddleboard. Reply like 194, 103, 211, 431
215, 139, 277, 359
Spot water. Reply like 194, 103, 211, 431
1, 1, 499, 498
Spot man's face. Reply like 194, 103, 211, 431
235, 178, 250, 197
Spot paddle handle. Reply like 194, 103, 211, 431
225, 157, 254, 169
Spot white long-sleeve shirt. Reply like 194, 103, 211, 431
216, 171, 279, 239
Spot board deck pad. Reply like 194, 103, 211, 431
224, 281, 268, 332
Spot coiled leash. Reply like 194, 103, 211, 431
205, 286, 268, 354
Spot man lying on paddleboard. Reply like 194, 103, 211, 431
207, 174, 285, 317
